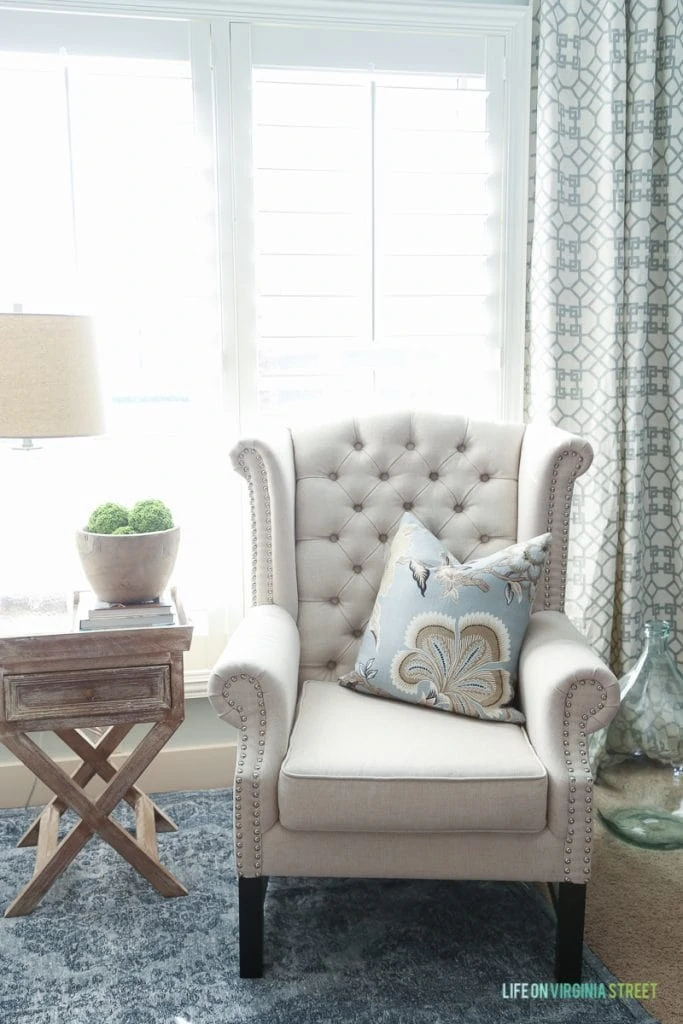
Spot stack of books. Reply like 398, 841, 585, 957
78, 592, 175, 631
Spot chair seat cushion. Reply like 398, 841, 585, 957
279, 681, 548, 833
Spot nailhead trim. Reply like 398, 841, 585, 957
236, 447, 274, 606
544, 449, 585, 612
562, 678, 606, 881
222, 672, 267, 877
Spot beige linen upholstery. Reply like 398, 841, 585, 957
259, 824, 578, 881
208, 604, 300, 870
231, 430, 298, 618
294, 413, 525, 681
518, 611, 620, 842
208, 412, 620, 977
279, 681, 547, 833
518, 420, 594, 614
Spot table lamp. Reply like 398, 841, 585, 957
0, 312, 105, 625
0, 312, 104, 448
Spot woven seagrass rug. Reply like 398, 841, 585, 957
0, 789, 656, 1024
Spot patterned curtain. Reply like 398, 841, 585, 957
526, 0, 683, 673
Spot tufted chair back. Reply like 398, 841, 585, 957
232, 412, 593, 687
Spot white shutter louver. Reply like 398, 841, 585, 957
252, 65, 501, 422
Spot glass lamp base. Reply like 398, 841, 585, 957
598, 806, 683, 850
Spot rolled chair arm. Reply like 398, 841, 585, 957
518, 611, 620, 881
208, 604, 300, 877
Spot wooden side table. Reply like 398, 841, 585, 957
0, 591, 193, 916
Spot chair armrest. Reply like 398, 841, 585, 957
517, 611, 620, 878
519, 611, 619, 737
208, 604, 300, 876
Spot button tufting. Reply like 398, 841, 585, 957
378, 533, 388, 543
480, 534, 490, 543
454, 503, 464, 513
352, 629, 363, 638
353, 565, 363, 574
329, 533, 339, 542
326, 660, 337, 670
406, 441, 415, 450
353, 503, 363, 512
403, 501, 413, 510
330, 596, 340, 605
380, 471, 389, 481
353, 441, 363, 450
329, 472, 338, 481
457, 443, 466, 452
429, 471, 439, 481
480, 473, 490, 482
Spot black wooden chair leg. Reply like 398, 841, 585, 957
554, 882, 586, 982
239, 876, 269, 978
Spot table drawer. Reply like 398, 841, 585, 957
3, 665, 171, 724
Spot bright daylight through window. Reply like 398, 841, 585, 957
0, 18, 224, 673
0, 5, 529, 676
253, 69, 498, 419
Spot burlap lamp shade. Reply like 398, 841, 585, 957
0, 313, 104, 440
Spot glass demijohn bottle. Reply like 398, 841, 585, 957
590, 620, 683, 849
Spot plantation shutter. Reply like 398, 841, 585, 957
245, 25, 506, 422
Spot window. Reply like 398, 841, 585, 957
252, 68, 498, 419
231, 17, 529, 427
0, 4, 530, 678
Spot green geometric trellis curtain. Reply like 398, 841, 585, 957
526, 0, 683, 674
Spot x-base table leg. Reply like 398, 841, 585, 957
3, 722, 188, 917
17, 726, 177, 850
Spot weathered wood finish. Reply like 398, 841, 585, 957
17, 724, 134, 847
0, 596, 192, 916
35, 804, 60, 874
136, 794, 159, 859
4, 665, 171, 728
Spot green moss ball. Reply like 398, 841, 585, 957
86, 503, 130, 534
112, 525, 136, 535
128, 499, 174, 534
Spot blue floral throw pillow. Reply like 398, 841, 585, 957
339, 513, 551, 722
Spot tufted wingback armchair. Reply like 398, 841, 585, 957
208, 412, 619, 981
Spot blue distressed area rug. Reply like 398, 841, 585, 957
0, 789, 655, 1024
